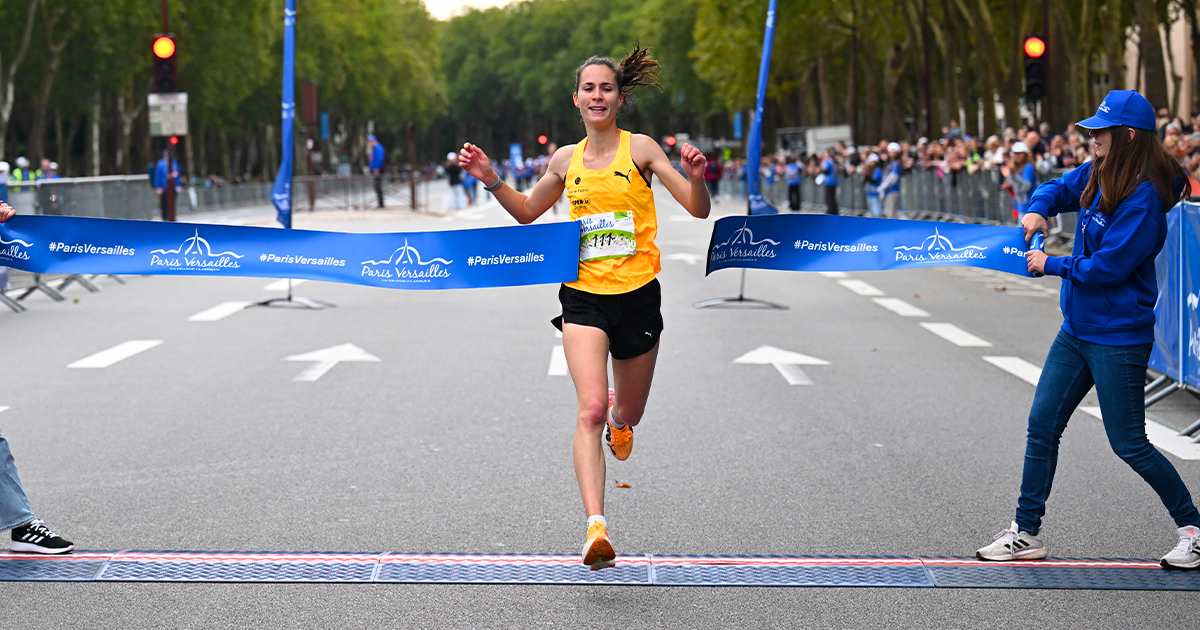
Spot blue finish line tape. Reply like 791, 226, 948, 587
1, 551, 1196, 590
706, 214, 1035, 277
0, 215, 580, 290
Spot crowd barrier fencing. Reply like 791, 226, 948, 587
0, 173, 437, 312
1149, 202, 1200, 440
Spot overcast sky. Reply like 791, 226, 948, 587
425, 0, 517, 20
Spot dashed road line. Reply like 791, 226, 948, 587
817, 271, 848, 278
0, 406, 8, 414
837, 279, 885, 296
68, 340, 163, 369
872, 297, 929, 317
982, 356, 1042, 386
188, 301, 252, 322
921, 322, 993, 347
264, 279, 308, 291
548, 345, 567, 376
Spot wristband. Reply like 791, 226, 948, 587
483, 175, 504, 192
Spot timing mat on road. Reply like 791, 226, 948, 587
1, 552, 1197, 590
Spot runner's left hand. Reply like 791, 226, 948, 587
679, 143, 706, 182
0, 202, 14, 223
1026, 249, 1048, 275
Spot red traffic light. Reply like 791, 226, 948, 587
537, 135, 548, 145
1023, 36, 1045, 59
665, 136, 677, 147
153, 36, 176, 59
169, 136, 179, 145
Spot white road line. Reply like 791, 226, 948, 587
982, 356, 1042, 386
548, 345, 568, 376
872, 297, 929, 317
0, 406, 8, 414
264, 279, 308, 291
68, 340, 163, 369
669, 215, 696, 222
922, 322, 993, 347
1079, 407, 1200, 460
555, 330, 562, 338
188, 301, 252, 322
817, 271, 848, 278
837, 279, 884, 296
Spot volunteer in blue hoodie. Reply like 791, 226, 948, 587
977, 91, 1200, 570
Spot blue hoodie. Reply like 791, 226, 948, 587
1027, 161, 1176, 346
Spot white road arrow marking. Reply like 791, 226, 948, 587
734, 345, 830, 385
286, 343, 380, 382
665, 253, 703, 266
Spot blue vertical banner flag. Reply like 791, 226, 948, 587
745, 0, 778, 216
272, 0, 296, 228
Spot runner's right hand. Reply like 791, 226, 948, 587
459, 143, 497, 186
0, 202, 14, 223
1021, 210, 1048, 244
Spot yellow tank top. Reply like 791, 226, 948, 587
564, 130, 660, 295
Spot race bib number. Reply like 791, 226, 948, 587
578, 211, 636, 262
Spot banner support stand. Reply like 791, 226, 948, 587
693, 0, 786, 311
251, 278, 333, 310
257, 0, 334, 312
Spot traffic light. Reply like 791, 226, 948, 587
153, 35, 177, 93
1023, 36, 1046, 102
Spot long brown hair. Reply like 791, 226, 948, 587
574, 44, 662, 103
1080, 126, 1191, 214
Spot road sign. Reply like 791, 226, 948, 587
286, 343, 380, 382
734, 345, 830, 385
148, 93, 188, 137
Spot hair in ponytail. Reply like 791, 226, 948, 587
574, 43, 662, 103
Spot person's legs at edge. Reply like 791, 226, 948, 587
1, 427, 73, 554
0, 429, 34, 532
1088, 341, 1200, 529
1015, 331, 1096, 536
562, 323, 617, 569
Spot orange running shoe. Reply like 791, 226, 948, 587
582, 520, 616, 570
605, 389, 633, 461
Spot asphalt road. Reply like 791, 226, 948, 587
0, 192, 1198, 628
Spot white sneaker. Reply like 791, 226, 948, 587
1160, 525, 1200, 570
976, 521, 1048, 561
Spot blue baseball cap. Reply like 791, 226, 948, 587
1076, 90, 1156, 131
367, 134, 377, 141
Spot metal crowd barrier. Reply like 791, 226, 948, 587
719, 167, 1077, 248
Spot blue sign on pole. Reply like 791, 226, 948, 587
271, 0, 296, 229
733, 111, 743, 140
745, 0, 779, 216
320, 112, 330, 141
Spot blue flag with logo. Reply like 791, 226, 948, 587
0, 216, 580, 290
745, 0, 778, 216
706, 214, 1035, 277
271, 0, 296, 228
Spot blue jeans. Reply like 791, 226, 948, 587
867, 195, 882, 218
1015, 330, 1200, 534
0, 427, 34, 531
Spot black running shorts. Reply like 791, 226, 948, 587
553, 279, 663, 360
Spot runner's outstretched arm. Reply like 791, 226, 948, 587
631, 135, 710, 219
459, 143, 570, 224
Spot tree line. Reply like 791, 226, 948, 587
0, 0, 1191, 180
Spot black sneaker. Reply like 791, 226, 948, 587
10, 519, 74, 554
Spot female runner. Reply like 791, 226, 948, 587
459, 46, 710, 570
977, 90, 1199, 570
